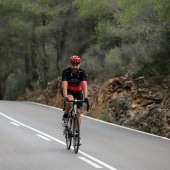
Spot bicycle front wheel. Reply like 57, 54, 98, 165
72, 116, 80, 153
66, 127, 72, 150
65, 121, 72, 150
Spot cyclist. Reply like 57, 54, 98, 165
61, 55, 90, 145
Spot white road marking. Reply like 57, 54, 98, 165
79, 151, 117, 170
0, 111, 117, 170
36, 134, 51, 141
30, 102, 170, 141
10, 122, 20, 126
78, 157, 102, 168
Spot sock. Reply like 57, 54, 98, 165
63, 113, 68, 118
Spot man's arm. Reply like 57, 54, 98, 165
62, 69, 68, 98
82, 81, 90, 111
62, 81, 68, 98
82, 81, 88, 98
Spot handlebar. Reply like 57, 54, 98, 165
65, 99, 86, 103
62, 99, 90, 111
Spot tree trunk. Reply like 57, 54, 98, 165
24, 45, 33, 90
55, 30, 65, 73
40, 36, 48, 88
0, 67, 13, 100
30, 34, 38, 83
0, 73, 3, 100
40, 14, 48, 88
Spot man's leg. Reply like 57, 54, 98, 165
73, 90, 83, 126
77, 108, 82, 145
77, 108, 82, 126
62, 94, 74, 126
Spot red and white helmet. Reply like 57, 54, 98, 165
69, 55, 81, 63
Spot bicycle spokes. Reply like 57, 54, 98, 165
73, 116, 80, 153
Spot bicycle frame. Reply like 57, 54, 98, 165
64, 99, 85, 153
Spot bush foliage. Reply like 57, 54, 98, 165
0, 0, 169, 99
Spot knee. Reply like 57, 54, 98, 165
77, 109, 81, 115
67, 95, 73, 100
66, 95, 74, 107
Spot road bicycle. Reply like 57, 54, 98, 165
63, 99, 88, 153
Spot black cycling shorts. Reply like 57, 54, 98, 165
61, 90, 83, 109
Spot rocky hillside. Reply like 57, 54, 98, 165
19, 75, 170, 138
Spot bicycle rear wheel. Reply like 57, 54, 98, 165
72, 116, 80, 153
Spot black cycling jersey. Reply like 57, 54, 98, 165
62, 67, 87, 91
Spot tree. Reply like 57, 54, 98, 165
0, 0, 170, 99
0, 0, 26, 99
117, 0, 170, 76
73, 0, 120, 50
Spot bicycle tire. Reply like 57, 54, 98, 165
65, 121, 72, 150
72, 115, 80, 153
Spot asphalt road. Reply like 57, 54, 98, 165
0, 101, 170, 170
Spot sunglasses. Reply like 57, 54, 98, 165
71, 62, 80, 66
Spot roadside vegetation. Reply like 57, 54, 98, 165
0, 0, 169, 100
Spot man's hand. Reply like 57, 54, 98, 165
84, 98, 90, 111
84, 97, 89, 102
63, 97, 68, 102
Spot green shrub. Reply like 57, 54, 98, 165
133, 43, 170, 78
